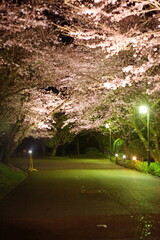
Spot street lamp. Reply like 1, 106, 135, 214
115, 153, 118, 163
28, 149, 37, 172
139, 105, 150, 166
105, 123, 112, 161
122, 154, 126, 166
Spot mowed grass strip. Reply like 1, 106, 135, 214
0, 162, 27, 199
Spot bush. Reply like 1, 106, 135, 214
116, 158, 149, 172
84, 147, 105, 157
148, 162, 160, 177
116, 157, 160, 177
124, 160, 134, 169
134, 161, 148, 173
116, 158, 135, 169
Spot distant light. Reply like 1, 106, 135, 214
28, 150, 32, 154
139, 106, 148, 114
132, 156, 137, 161
105, 123, 110, 128
115, 153, 118, 157
123, 155, 126, 159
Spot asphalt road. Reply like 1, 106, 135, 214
0, 158, 160, 240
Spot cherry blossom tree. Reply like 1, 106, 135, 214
0, 0, 160, 162
45, 112, 75, 156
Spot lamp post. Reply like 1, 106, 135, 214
115, 153, 118, 163
139, 105, 150, 166
105, 123, 112, 161
122, 154, 126, 166
28, 149, 37, 172
28, 150, 33, 171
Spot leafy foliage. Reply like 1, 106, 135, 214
116, 157, 160, 177
148, 162, 160, 177
113, 138, 125, 153
128, 139, 147, 160
84, 147, 105, 157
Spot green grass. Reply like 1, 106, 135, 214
0, 163, 27, 199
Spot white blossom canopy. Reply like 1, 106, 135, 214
0, 0, 160, 139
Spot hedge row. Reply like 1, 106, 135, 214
116, 158, 160, 177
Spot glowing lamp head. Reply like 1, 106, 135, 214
139, 106, 148, 114
133, 156, 137, 161
115, 153, 118, 157
123, 155, 126, 159
28, 150, 32, 154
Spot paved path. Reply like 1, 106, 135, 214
0, 158, 160, 239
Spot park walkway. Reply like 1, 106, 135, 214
0, 158, 160, 240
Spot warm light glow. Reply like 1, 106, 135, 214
123, 155, 126, 159
105, 123, 110, 128
132, 156, 137, 161
139, 105, 148, 114
115, 153, 118, 157
28, 150, 32, 154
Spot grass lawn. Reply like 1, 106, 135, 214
0, 163, 27, 199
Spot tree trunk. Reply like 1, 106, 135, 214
1, 143, 12, 164
51, 147, 57, 157
40, 139, 46, 156
124, 140, 130, 158
76, 138, 80, 155
152, 135, 160, 162
0, 135, 23, 164
0, 142, 4, 163
135, 125, 157, 162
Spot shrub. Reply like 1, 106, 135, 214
116, 158, 149, 173
115, 156, 160, 177
116, 158, 135, 169
84, 147, 105, 157
148, 162, 160, 177
134, 161, 148, 173
125, 160, 135, 169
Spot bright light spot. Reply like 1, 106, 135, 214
139, 105, 148, 114
139, 67, 145, 73
115, 153, 118, 157
122, 65, 133, 73
123, 155, 126, 159
105, 123, 110, 128
103, 81, 117, 90
104, 82, 112, 88
132, 156, 137, 161
28, 150, 32, 154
